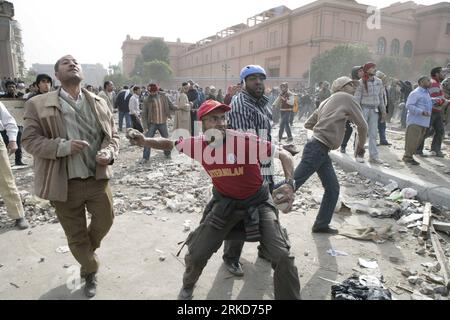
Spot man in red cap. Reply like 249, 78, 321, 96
354, 62, 386, 164
127, 99, 301, 300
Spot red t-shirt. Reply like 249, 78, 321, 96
175, 130, 274, 200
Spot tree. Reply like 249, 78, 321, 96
376, 56, 414, 80
310, 44, 373, 86
142, 60, 173, 84
420, 57, 440, 76
104, 73, 129, 89
141, 39, 170, 64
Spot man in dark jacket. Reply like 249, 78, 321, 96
114, 87, 133, 132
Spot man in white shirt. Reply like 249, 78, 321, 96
0, 101, 28, 229
129, 86, 143, 133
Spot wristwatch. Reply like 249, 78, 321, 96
284, 179, 296, 191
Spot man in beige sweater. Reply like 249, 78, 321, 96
294, 77, 368, 234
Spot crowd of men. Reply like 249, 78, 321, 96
0, 56, 449, 300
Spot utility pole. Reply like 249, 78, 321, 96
222, 62, 230, 90
308, 38, 320, 89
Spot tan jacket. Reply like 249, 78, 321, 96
22, 89, 120, 202
174, 92, 191, 132
305, 91, 368, 150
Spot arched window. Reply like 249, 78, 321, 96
391, 39, 400, 56
377, 37, 386, 55
403, 41, 413, 58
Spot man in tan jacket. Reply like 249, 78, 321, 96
22, 55, 120, 298
294, 76, 368, 234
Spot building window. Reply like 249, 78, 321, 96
377, 37, 386, 55
403, 41, 413, 58
391, 39, 400, 56
249, 41, 254, 53
217, 51, 220, 61
446, 23, 450, 35
205, 54, 209, 63
269, 31, 278, 47
231, 46, 235, 57
195, 57, 198, 65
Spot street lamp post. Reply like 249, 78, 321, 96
308, 38, 320, 89
222, 63, 231, 90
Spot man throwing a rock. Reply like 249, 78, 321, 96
127, 99, 301, 300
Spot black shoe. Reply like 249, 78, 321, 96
416, 151, 428, 157
403, 158, 420, 166
434, 151, 445, 158
283, 144, 300, 156
312, 225, 339, 235
15, 218, 29, 230
178, 286, 194, 300
84, 273, 97, 298
380, 142, 392, 146
224, 261, 244, 277
15, 161, 27, 166
340, 147, 346, 154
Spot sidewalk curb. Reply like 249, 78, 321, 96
330, 151, 450, 208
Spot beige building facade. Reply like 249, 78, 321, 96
122, 0, 450, 88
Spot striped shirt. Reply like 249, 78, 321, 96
228, 90, 274, 184
429, 78, 448, 113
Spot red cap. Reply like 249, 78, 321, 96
363, 62, 376, 73
197, 100, 231, 120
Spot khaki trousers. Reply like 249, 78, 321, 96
404, 124, 427, 160
0, 138, 24, 220
51, 178, 114, 277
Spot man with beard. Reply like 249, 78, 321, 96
354, 62, 386, 164
127, 99, 301, 300
22, 55, 119, 298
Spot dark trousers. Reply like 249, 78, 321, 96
279, 112, 293, 140
1, 126, 23, 165
51, 178, 114, 278
183, 205, 301, 300
417, 112, 445, 153
118, 112, 131, 131
341, 121, 353, 149
130, 115, 144, 133
289, 111, 296, 126
378, 116, 389, 144
190, 111, 197, 136
294, 139, 340, 229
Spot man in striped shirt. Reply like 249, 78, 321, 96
417, 67, 449, 157
223, 65, 289, 276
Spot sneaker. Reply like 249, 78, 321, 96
340, 147, 346, 154
312, 225, 339, 235
286, 137, 294, 143
416, 151, 428, 158
224, 261, 244, 277
15, 218, 29, 230
355, 157, 365, 163
369, 157, 384, 164
84, 273, 97, 298
178, 286, 194, 300
433, 151, 445, 158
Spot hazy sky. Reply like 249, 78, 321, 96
11, 0, 444, 69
